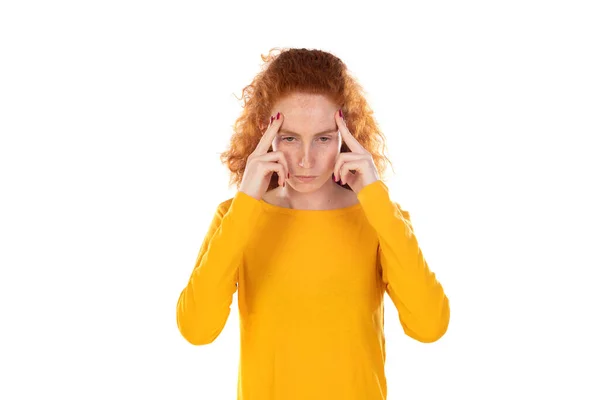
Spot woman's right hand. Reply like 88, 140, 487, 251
239, 112, 289, 201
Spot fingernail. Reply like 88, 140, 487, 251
276, 112, 281, 120
287, 172, 290, 178
339, 109, 343, 118
270, 116, 274, 124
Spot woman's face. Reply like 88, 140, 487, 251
269, 92, 342, 192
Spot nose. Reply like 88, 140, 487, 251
298, 144, 315, 169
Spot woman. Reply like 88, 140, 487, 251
176, 47, 450, 399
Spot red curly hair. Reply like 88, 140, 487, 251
219, 47, 394, 191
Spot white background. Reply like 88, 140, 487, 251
1, 0, 599, 399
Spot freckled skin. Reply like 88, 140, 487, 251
265, 92, 350, 210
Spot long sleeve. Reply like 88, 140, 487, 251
176, 190, 263, 345
357, 180, 450, 343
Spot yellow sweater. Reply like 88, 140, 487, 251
176, 179, 450, 399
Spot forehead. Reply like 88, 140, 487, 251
273, 93, 338, 133
274, 93, 337, 113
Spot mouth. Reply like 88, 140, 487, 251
295, 175, 317, 182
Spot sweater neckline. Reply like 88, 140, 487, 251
258, 198, 362, 216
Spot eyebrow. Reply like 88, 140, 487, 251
278, 128, 338, 136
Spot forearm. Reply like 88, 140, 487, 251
358, 180, 450, 342
176, 191, 263, 345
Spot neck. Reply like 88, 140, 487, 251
277, 179, 343, 210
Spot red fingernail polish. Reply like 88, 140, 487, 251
276, 112, 280, 120
339, 109, 343, 118
270, 116, 274, 124
287, 172, 290, 178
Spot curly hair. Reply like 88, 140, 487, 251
219, 47, 395, 191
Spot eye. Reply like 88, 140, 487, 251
280, 137, 330, 143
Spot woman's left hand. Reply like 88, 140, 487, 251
332, 109, 380, 193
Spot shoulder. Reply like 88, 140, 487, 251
395, 203, 411, 220
213, 190, 264, 216
216, 197, 234, 217
204, 197, 235, 222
